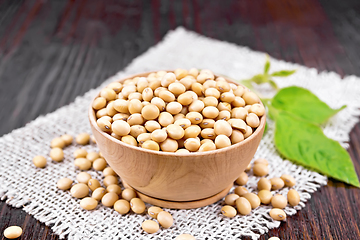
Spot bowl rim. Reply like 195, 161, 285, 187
88, 71, 266, 158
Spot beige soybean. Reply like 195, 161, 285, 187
174, 118, 192, 129
234, 186, 248, 196
228, 119, 247, 133
100, 88, 117, 101
253, 163, 269, 176
160, 138, 178, 152
148, 206, 163, 219
70, 183, 89, 199
188, 99, 205, 112
230, 130, 244, 144
137, 133, 151, 145
166, 124, 185, 140
178, 91, 194, 105
203, 96, 218, 107
121, 135, 138, 146
242, 91, 259, 105
76, 133, 90, 145
216, 80, 231, 92
142, 220, 159, 234
233, 85, 245, 97
157, 211, 174, 228
202, 106, 219, 119
3, 226, 23, 239
224, 193, 240, 206
122, 188, 137, 201
184, 125, 201, 139
130, 198, 146, 214
96, 108, 108, 118
145, 120, 161, 132
127, 113, 144, 126
168, 82, 186, 95
191, 82, 204, 96
198, 140, 216, 152
254, 158, 268, 166
249, 103, 265, 117
270, 177, 285, 190
158, 112, 174, 127
80, 197, 98, 210
57, 178, 73, 190
176, 148, 191, 154
217, 102, 232, 112
200, 119, 215, 128
61, 134, 73, 146
106, 101, 118, 117
113, 99, 130, 113
97, 117, 112, 132
200, 128, 216, 140
103, 175, 118, 187
101, 192, 119, 207
92, 187, 107, 201
287, 189, 300, 206
50, 148, 64, 162
112, 120, 131, 136
216, 110, 231, 121
88, 179, 101, 191
214, 120, 232, 137
258, 190, 273, 205
51, 137, 66, 149
281, 174, 296, 187
142, 87, 154, 102
215, 135, 231, 149
151, 129, 168, 143
107, 184, 122, 195
103, 167, 116, 177
92, 97, 107, 110
142, 140, 160, 151
268, 237, 280, 240
235, 172, 248, 186
246, 113, 260, 128
235, 197, 252, 215
271, 194, 288, 209
232, 96, 245, 107
221, 205, 237, 218
175, 234, 196, 240
76, 172, 91, 184
184, 138, 200, 152
231, 107, 248, 120
166, 102, 182, 115
74, 148, 87, 158
86, 152, 100, 162
74, 158, 92, 170
93, 158, 107, 171
243, 193, 261, 209
269, 208, 286, 221
257, 178, 271, 191
244, 126, 253, 139
151, 97, 166, 111
33, 155, 47, 168
114, 199, 131, 214
220, 92, 235, 103
107, 82, 122, 93
161, 72, 176, 87
186, 112, 203, 125
141, 104, 160, 120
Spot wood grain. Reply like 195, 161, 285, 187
0, 0, 359, 239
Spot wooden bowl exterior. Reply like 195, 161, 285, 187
89, 72, 266, 202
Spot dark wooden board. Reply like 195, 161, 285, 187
0, 0, 359, 239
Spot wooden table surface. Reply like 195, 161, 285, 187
1, 0, 360, 239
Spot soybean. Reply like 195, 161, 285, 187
269, 208, 286, 221
142, 220, 159, 234
33, 155, 47, 168
287, 189, 300, 206
80, 197, 98, 210
157, 211, 174, 228
221, 205, 237, 218
114, 199, 131, 214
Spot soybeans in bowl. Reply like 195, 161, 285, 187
89, 69, 266, 206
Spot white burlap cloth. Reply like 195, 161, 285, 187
1, 27, 360, 240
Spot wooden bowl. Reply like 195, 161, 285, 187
89, 71, 266, 208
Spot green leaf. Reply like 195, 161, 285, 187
274, 111, 360, 187
264, 56, 270, 74
250, 74, 269, 85
271, 86, 346, 125
271, 70, 296, 77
